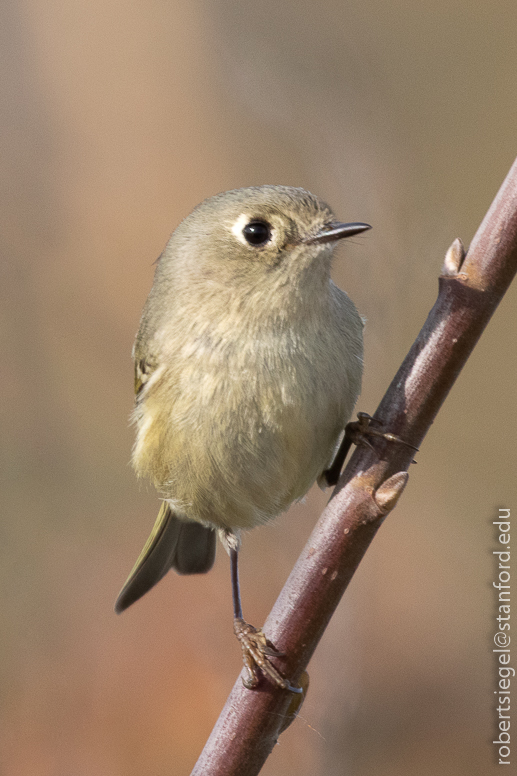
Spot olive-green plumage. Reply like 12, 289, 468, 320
115, 185, 366, 613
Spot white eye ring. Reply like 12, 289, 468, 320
231, 214, 253, 245
231, 214, 274, 247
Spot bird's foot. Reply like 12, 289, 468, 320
348, 412, 419, 456
233, 617, 302, 694
321, 412, 418, 487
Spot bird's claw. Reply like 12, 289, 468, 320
349, 412, 419, 457
233, 618, 302, 694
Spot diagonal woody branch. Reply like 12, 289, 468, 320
191, 157, 517, 776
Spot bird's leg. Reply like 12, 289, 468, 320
322, 412, 419, 487
230, 547, 302, 694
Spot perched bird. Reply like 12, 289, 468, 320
115, 185, 370, 691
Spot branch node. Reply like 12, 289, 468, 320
279, 670, 310, 734
373, 471, 409, 513
441, 237, 466, 276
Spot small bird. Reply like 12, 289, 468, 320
115, 185, 370, 692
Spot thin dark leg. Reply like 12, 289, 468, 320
230, 547, 243, 620
231, 547, 302, 693
322, 434, 353, 487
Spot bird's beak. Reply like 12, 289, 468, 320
304, 221, 372, 245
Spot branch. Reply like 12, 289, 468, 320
191, 157, 517, 776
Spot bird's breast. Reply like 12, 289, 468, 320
133, 305, 361, 530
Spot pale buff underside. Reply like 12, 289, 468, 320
132, 295, 362, 532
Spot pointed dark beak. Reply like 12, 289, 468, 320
304, 221, 372, 245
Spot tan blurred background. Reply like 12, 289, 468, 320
1, 1, 516, 774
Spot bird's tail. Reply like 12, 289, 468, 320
115, 502, 216, 613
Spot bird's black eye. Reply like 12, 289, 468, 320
242, 220, 271, 246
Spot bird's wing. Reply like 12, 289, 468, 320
133, 356, 156, 396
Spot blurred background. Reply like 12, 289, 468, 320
1, 1, 516, 774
